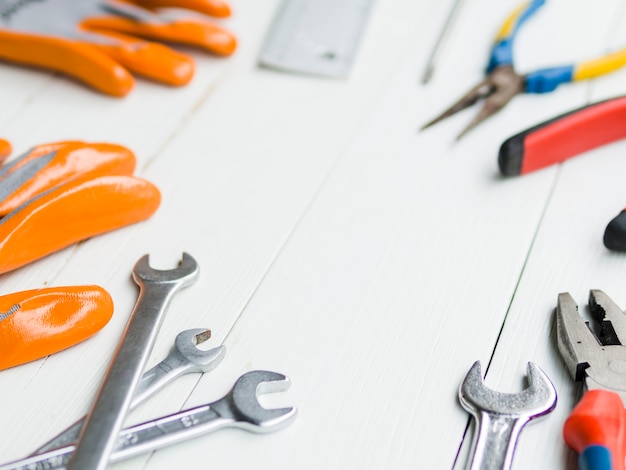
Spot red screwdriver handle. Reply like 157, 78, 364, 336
564, 389, 626, 470
499, 95, 626, 176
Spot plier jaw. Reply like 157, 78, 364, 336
421, 65, 525, 140
557, 290, 626, 404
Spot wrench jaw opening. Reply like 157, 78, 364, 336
459, 361, 557, 470
190, 344, 227, 373
174, 328, 227, 371
231, 371, 298, 433
459, 361, 557, 418
132, 252, 199, 286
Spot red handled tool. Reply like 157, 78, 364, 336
498, 96, 626, 252
499, 96, 626, 176
557, 290, 626, 470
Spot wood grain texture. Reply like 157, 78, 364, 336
1, 0, 626, 469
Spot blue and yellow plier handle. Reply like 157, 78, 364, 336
489, 0, 626, 92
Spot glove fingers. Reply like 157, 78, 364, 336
83, 16, 237, 56
130, 0, 232, 18
0, 142, 136, 216
91, 32, 195, 86
0, 175, 161, 275
0, 140, 12, 163
0, 286, 114, 370
0, 31, 134, 97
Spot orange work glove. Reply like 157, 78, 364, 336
0, 140, 161, 274
0, 285, 114, 370
0, 0, 237, 96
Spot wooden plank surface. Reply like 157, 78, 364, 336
1, 0, 626, 468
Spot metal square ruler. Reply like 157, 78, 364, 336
258, 0, 377, 78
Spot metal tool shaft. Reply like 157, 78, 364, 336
2, 370, 296, 470
3, 402, 228, 470
421, 0, 465, 84
459, 361, 557, 470
466, 413, 527, 470
67, 254, 198, 470
33, 331, 221, 455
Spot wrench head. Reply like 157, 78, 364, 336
175, 328, 226, 373
230, 370, 297, 433
132, 252, 199, 287
459, 361, 557, 419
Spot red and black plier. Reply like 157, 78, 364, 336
498, 95, 626, 251
557, 290, 626, 470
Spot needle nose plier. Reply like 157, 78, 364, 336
421, 0, 626, 139
556, 290, 626, 470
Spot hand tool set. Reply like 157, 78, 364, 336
0, 254, 296, 469
459, 289, 626, 469
419, 0, 626, 252
421, 0, 626, 140
0, 0, 237, 96
6, 1, 626, 468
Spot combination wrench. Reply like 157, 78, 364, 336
459, 361, 557, 470
1, 371, 297, 470
68, 253, 199, 470
33, 328, 225, 454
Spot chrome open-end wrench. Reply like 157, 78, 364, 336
459, 361, 557, 470
68, 253, 199, 470
1, 371, 297, 470
33, 328, 225, 454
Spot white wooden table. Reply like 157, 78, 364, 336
2, 0, 626, 468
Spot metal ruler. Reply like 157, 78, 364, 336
258, 0, 376, 78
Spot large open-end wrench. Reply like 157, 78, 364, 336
68, 253, 199, 470
1, 371, 297, 470
459, 361, 557, 470
33, 328, 225, 454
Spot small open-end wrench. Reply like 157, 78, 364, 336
1, 371, 297, 470
68, 253, 199, 470
459, 361, 557, 470
33, 328, 225, 454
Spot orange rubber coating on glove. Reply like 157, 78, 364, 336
2, 141, 83, 167
112, 0, 232, 18
0, 285, 113, 370
134, 0, 232, 17
564, 389, 626, 470
0, 142, 136, 216
93, 36, 195, 86
0, 31, 134, 97
0, 141, 131, 181
84, 17, 237, 56
0, 175, 160, 274
0, 140, 12, 163
115, 0, 232, 16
